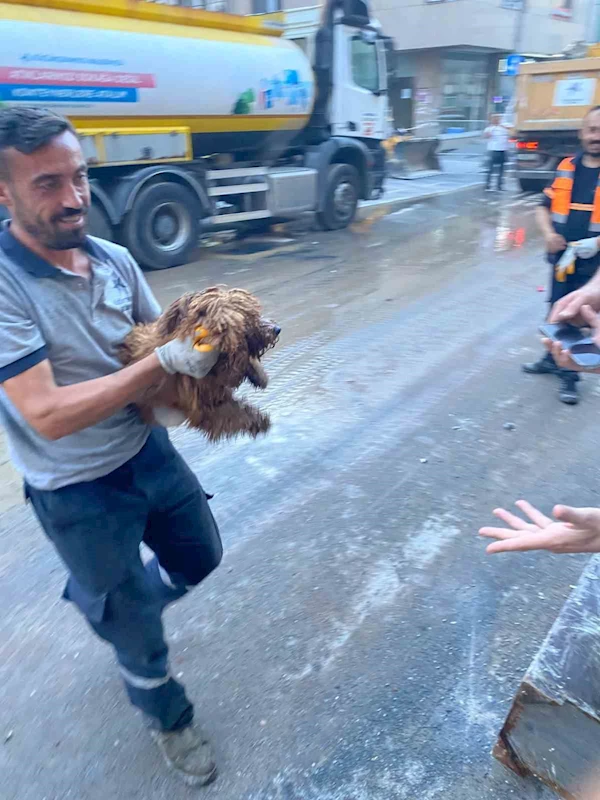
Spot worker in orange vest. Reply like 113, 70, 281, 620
523, 105, 600, 404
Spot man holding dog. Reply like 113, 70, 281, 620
0, 106, 222, 785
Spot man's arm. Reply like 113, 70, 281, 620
3, 354, 166, 441
536, 204, 566, 253
125, 251, 162, 324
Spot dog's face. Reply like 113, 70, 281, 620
156, 287, 280, 388
249, 317, 281, 358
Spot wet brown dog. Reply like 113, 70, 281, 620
120, 287, 280, 441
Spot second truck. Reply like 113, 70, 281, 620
514, 52, 600, 193
0, 0, 390, 269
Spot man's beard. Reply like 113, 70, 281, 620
14, 198, 89, 250
584, 142, 600, 158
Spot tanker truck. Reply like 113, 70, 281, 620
0, 0, 390, 269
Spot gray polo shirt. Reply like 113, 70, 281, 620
0, 228, 161, 490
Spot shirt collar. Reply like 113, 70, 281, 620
0, 221, 102, 278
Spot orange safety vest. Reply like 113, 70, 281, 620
544, 157, 600, 232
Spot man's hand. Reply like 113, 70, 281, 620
549, 282, 600, 323
575, 236, 600, 259
155, 332, 219, 380
545, 231, 567, 254
480, 500, 600, 554
543, 304, 600, 372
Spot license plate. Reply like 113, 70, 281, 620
518, 154, 538, 161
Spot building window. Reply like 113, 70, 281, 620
351, 36, 379, 93
439, 52, 489, 133
252, 0, 282, 12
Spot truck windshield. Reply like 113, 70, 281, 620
351, 36, 379, 94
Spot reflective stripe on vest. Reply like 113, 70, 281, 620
550, 156, 600, 231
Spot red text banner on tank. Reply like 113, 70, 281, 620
0, 67, 156, 88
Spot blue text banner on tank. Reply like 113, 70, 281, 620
0, 85, 138, 102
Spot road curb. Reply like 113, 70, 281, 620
357, 180, 483, 221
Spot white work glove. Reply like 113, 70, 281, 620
574, 236, 600, 259
155, 336, 218, 379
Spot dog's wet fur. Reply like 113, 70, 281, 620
121, 287, 280, 441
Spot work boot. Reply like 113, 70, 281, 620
151, 724, 217, 787
522, 352, 558, 375
558, 372, 580, 405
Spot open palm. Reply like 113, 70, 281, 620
479, 500, 600, 554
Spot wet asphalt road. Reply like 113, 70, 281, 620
2, 187, 599, 800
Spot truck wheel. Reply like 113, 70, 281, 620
317, 163, 360, 231
123, 182, 201, 270
87, 202, 113, 242
519, 178, 544, 194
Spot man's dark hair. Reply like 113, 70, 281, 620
0, 106, 75, 180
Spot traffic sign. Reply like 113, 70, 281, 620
506, 54, 523, 76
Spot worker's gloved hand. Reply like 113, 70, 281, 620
155, 330, 218, 379
574, 236, 600, 259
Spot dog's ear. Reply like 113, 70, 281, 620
156, 294, 194, 339
199, 289, 250, 354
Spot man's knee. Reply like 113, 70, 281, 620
182, 533, 223, 587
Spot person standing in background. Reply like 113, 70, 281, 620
522, 106, 600, 405
484, 113, 511, 192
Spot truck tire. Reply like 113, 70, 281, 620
123, 181, 201, 270
317, 163, 360, 231
519, 178, 545, 194
87, 202, 113, 242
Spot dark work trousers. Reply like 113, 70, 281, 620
486, 150, 506, 190
546, 267, 595, 379
25, 427, 223, 732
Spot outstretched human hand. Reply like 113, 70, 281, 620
480, 500, 600, 554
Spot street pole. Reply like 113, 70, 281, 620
503, 0, 527, 122
512, 0, 527, 58
586, 0, 600, 44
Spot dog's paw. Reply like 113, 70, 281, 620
152, 407, 187, 428
246, 358, 269, 390
249, 413, 271, 437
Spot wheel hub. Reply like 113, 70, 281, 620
147, 202, 191, 253
333, 181, 357, 219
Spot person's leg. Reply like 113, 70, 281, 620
69, 559, 216, 786
80, 562, 194, 732
523, 265, 561, 375
141, 441, 223, 605
529, 272, 592, 404
553, 272, 594, 405
132, 429, 222, 784
25, 440, 215, 784
485, 152, 494, 189
497, 151, 506, 190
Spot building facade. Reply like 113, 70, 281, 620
379, 0, 589, 135
228, 0, 591, 135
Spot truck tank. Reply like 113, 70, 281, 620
0, 0, 316, 160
